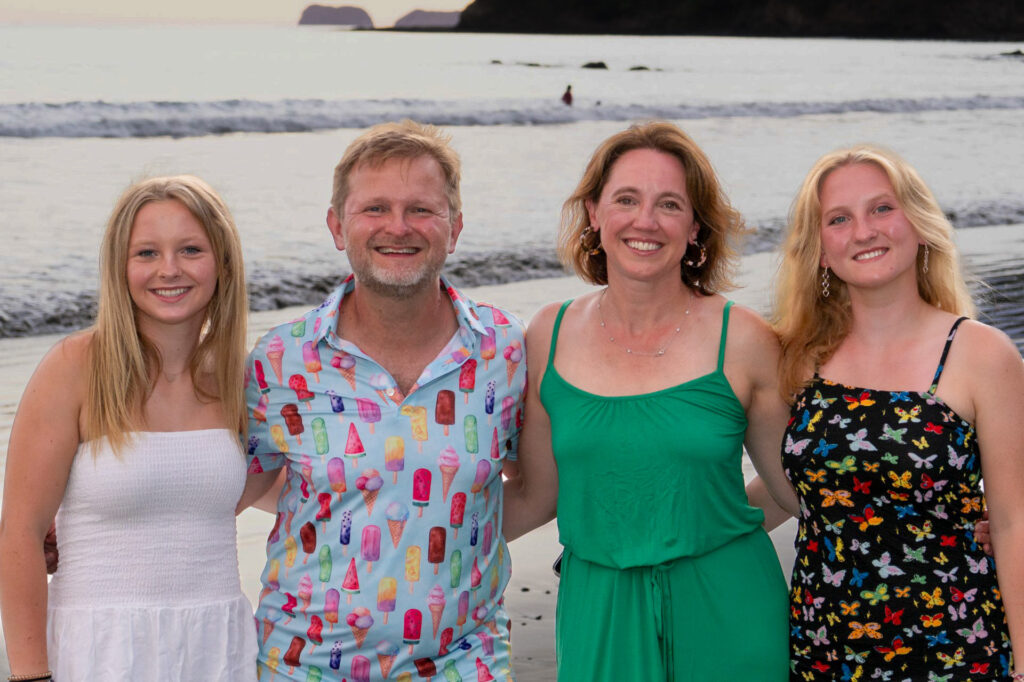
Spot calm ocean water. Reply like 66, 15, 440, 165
2, 25, 1024, 339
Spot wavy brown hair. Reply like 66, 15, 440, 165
86, 175, 248, 451
558, 121, 747, 294
773, 145, 975, 399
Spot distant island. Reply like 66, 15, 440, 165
394, 10, 462, 29
298, 4, 373, 27
457, 0, 1024, 40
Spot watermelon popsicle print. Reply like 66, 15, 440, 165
403, 608, 422, 654
492, 308, 511, 337
344, 422, 365, 468
254, 359, 270, 394
450, 492, 466, 540
458, 359, 476, 403
412, 468, 432, 517
342, 557, 360, 603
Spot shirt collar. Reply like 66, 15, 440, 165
310, 274, 489, 350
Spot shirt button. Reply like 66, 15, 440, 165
386, 388, 396, 396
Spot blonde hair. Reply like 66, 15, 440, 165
773, 145, 975, 398
331, 119, 461, 219
86, 175, 248, 451
558, 121, 747, 294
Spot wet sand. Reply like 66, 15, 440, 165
3, 223, 1023, 677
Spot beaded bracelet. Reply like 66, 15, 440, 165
1011, 672, 1024, 682
7, 673, 52, 682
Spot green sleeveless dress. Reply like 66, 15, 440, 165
542, 299, 789, 681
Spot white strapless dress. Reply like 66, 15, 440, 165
47, 429, 258, 681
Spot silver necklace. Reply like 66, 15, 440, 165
597, 288, 690, 357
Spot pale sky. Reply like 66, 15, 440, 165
0, 0, 471, 28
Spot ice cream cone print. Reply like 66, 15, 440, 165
430, 604, 444, 639
267, 335, 285, 384
351, 626, 369, 649
362, 489, 379, 516
505, 360, 518, 388
378, 653, 396, 678
388, 519, 406, 548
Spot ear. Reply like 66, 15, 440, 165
326, 206, 345, 252
688, 222, 700, 244
448, 212, 464, 254
585, 199, 599, 232
819, 252, 829, 269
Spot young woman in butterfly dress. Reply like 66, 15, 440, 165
763, 145, 1024, 681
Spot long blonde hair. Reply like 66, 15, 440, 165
558, 121, 747, 295
86, 175, 248, 450
773, 145, 975, 399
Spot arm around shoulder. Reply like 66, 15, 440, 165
0, 332, 90, 674
966, 322, 1024, 658
502, 302, 562, 542
728, 306, 800, 518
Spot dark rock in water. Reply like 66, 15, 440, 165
1001, 48, 1024, 56
457, 0, 1024, 39
629, 65, 651, 71
582, 61, 608, 69
491, 59, 503, 64
298, 4, 373, 27
394, 10, 462, 28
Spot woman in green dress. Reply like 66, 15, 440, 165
503, 121, 800, 680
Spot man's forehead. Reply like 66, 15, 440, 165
345, 156, 447, 200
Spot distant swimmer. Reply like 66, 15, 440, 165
562, 84, 573, 106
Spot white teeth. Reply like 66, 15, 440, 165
625, 240, 660, 252
854, 249, 886, 261
153, 287, 188, 296
378, 247, 417, 254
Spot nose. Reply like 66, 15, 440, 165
632, 201, 657, 230
851, 214, 877, 242
158, 253, 182, 279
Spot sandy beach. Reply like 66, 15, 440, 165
4, 222, 1024, 676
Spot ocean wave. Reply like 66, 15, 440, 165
4, 95, 1024, 139
3, 205, 1024, 339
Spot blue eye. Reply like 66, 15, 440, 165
827, 216, 848, 226
875, 204, 893, 214
136, 249, 157, 258
182, 246, 202, 255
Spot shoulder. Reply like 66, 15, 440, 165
952, 318, 1021, 375
472, 300, 526, 339
724, 301, 781, 356
40, 329, 94, 379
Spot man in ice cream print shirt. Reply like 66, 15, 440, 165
243, 120, 525, 681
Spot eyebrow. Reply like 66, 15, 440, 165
609, 187, 688, 202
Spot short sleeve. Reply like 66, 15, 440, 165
244, 339, 288, 473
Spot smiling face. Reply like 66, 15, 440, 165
327, 155, 463, 299
126, 199, 218, 334
585, 148, 698, 284
819, 161, 922, 293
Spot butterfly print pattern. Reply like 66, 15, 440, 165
782, 319, 1012, 681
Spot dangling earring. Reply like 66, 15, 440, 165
922, 244, 930, 274
684, 241, 707, 268
821, 266, 831, 298
580, 225, 602, 256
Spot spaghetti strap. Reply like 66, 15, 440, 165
547, 299, 574, 372
717, 301, 734, 372
928, 316, 969, 393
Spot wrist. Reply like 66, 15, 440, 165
1010, 672, 1024, 682
8, 672, 53, 682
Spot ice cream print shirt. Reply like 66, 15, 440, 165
245, 275, 525, 682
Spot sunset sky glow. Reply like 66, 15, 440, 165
0, 0, 471, 28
